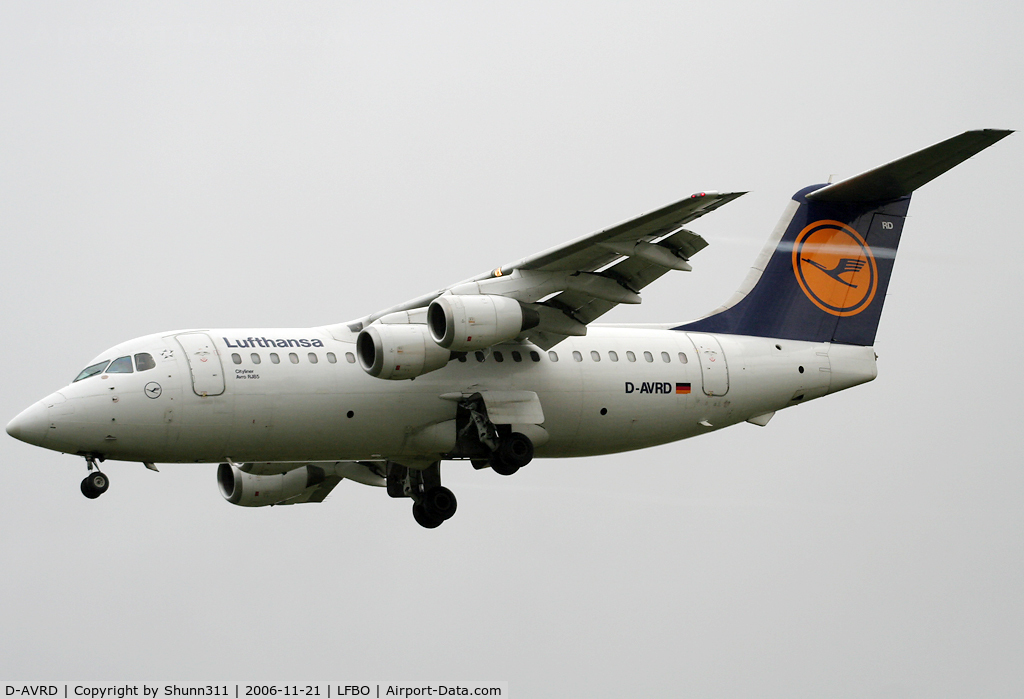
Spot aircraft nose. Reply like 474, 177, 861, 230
6, 400, 49, 446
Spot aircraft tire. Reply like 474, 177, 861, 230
497, 432, 533, 470
422, 486, 457, 521
90, 472, 110, 495
80, 474, 103, 499
412, 502, 443, 529
489, 454, 520, 476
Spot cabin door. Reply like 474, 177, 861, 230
175, 332, 226, 397
687, 333, 729, 397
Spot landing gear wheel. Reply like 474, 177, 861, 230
491, 432, 534, 475
500, 432, 534, 468
80, 472, 108, 499
80, 478, 99, 499
489, 454, 520, 476
412, 502, 444, 529
90, 471, 109, 494
422, 486, 458, 521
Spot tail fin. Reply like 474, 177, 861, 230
676, 129, 1012, 346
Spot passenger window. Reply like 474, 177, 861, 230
270, 353, 280, 364
661, 352, 671, 363
231, 354, 241, 365
572, 351, 583, 362
530, 351, 540, 362
308, 353, 318, 364
548, 351, 559, 362
475, 351, 486, 362
345, 352, 356, 364
590, 350, 600, 362
643, 351, 654, 363
626, 351, 636, 362
609, 351, 618, 362
134, 353, 156, 372
289, 353, 299, 364
512, 351, 522, 362
106, 356, 134, 373
251, 353, 261, 364
678, 352, 688, 364
327, 352, 337, 364
74, 360, 110, 382
493, 351, 504, 362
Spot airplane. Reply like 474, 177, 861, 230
6, 129, 1012, 528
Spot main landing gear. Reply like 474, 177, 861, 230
80, 456, 109, 499
389, 395, 538, 529
460, 395, 535, 476
388, 461, 458, 529
389, 430, 535, 529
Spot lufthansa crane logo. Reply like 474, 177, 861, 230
792, 220, 878, 316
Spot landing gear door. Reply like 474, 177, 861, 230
687, 333, 729, 396
175, 332, 226, 397
475, 390, 545, 424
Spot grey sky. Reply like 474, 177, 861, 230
2, 2, 1022, 696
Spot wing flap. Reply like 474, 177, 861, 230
509, 191, 742, 274
526, 227, 710, 341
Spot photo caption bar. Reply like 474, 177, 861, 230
2, 684, 508, 699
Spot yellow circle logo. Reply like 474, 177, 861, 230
792, 220, 877, 316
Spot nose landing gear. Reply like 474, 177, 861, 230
80, 456, 109, 499
81, 471, 109, 499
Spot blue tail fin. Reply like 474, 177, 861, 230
676, 129, 1012, 346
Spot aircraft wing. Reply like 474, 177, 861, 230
282, 474, 344, 504
346, 190, 745, 349
276, 460, 386, 505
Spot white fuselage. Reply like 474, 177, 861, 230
15, 325, 877, 466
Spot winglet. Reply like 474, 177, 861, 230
807, 129, 1013, 203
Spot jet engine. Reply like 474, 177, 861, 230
428, 295, 540, 352
217, 462, 328, 507
356, 323, 452, 380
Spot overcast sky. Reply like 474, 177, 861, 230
1, 2, 1022, 696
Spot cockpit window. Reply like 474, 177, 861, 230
73, 360, 110, 382
135, 353, 156, 371
106, 356, 134, 374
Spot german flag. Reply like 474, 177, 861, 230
676, 383, 691, 394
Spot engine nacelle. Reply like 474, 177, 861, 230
356, 323, 452, 380
217, 462, 326, 507
428, 295, 540, 352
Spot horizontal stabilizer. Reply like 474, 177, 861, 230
807, 129, 1012, 203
